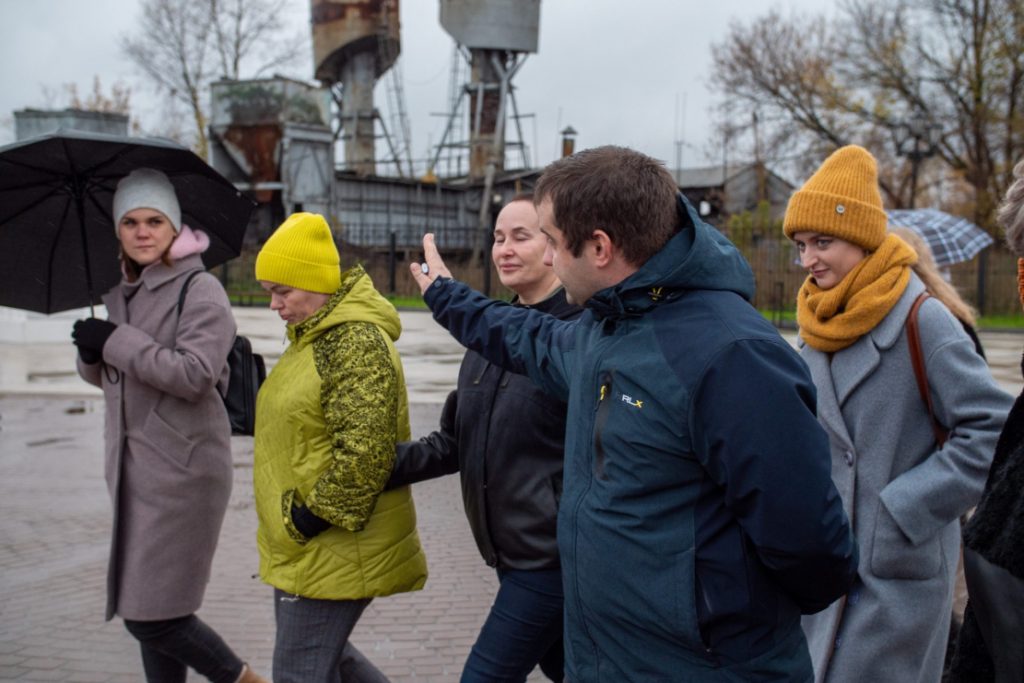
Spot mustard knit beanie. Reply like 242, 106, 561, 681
255, 212, 340, 293
783, 145, 888, 250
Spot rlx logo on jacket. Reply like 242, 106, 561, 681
621, 394, 643, 409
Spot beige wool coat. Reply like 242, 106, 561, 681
78, 253, 236, 621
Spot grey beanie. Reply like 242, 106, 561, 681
112, 168, 181, 233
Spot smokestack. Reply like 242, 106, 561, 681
560, 126, 577, 158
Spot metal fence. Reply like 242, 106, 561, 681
218, 234, 1023, 320
729, 236, 1022, 319
216, 227, 509, 302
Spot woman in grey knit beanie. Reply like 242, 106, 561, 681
71, 168, 268, 683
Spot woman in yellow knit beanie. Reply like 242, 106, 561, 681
784, 146, 1011, 683
253, 213, 427, 681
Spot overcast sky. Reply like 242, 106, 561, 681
0, 0, 836, 174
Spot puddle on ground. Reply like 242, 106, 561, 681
64, 400, 96, 415
28, 371, 78, 384
28, 437, 73, 448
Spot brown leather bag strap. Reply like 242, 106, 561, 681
906, 292, 950, 447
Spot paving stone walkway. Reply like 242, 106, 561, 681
0, 308, 1020, 681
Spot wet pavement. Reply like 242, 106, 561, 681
0, 308, 1020, 681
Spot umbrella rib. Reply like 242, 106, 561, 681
0, 177, 64, 192
0, 156, 71, 175
79, 144, 150, 179
60, 136, 81, 181
0, 183, 67, 225
46, 196, 75, 314
56, 137, 101, 311
85, 190, 114, 228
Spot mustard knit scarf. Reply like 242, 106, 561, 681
797, 233, 918, 352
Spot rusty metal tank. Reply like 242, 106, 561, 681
311, 0, 400, 84
208, 78, 332, 206
311, 0, 400, 175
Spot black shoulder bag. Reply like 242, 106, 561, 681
178, 270, 266, 436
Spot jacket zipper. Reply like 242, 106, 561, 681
567, 367, 613, 674
594, 371, 613, 479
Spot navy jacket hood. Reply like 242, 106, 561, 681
588, 194, 755, 320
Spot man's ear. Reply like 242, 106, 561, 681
591, 229, 615, 267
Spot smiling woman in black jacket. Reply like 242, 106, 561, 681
389, 195, 580, 683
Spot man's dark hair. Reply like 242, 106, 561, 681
533, 146, 679, 265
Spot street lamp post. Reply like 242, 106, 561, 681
893, 111, 942, 208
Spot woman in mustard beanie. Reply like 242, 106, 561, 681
784, 146, 1011, 683
252, 212, 427, 682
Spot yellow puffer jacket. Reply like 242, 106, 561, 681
254, 265, 427, 599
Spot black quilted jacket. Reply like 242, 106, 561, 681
389, 288, 580, 569
947, 354, 1024, 682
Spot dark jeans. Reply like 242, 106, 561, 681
272, 589, 389, 683
461, 568, 565, 683
123, 614, 244, 683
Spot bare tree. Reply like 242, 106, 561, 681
210, 0, 307, 79
710, 0, 1024, 229
65, 77, 133, 115
123, 0, 309, 159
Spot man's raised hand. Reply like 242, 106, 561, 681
409, 233, 453, 294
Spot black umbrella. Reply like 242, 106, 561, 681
0, 129, 256, 314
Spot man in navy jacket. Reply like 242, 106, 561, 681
410, 146, 858, 682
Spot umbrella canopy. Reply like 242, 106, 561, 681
0, 129, 256, 314
886, 208, 994, 267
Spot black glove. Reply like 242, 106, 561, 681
72, 318, 117, 362
76, 345, 102, 365
291, 504, 332, 539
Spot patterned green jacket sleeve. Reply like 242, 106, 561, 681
305, 320, 400, 532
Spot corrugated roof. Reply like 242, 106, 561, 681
669, 163, 796, 193
669, 165, 747, 188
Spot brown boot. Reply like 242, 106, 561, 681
235, 664, 271, 683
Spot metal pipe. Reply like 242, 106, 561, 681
340, 50, 377, 175
472, 53, 521, 263
508, 88, 529, 169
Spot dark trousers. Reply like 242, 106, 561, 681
123, 614, 244, 683
461, 568, 565, 683
272, 589, 389, 683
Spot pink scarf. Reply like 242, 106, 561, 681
168, 224, 210, 260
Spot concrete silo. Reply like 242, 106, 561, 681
311, 0, 402, 176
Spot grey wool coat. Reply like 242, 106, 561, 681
77, 253, 236, 621
799, 273, 1012, 683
